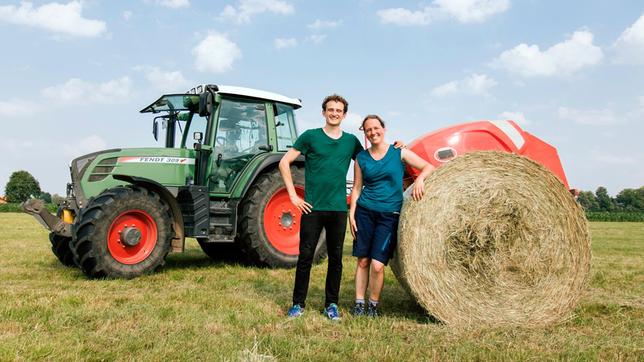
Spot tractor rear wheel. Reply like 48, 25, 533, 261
238, 167, 327, 268
49, 233, 76, 267
71, 186, 173, 279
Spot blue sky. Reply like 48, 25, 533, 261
0, 0, 642, 196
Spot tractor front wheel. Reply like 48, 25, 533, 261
238, 167, 326, 268
49, 233, 76, 267
71, 186, 173, 279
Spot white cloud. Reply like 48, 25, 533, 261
220, 0, 294, 24
63, 135, 108, 157
377, 7, 433, 26
306, 34, 327, 44
558, 106, 617, 126
463, 73, 497, 94
137, 66, 191, 91
613, 13, 644, 64
308, 19, 341, 29
122, 10, 133, 21
192, 33, 242, 73
431, 73, 497, 96
0, 98, 40, 117
430, 81, 459, 96
146, 0, 190, 8
0, 1, 106, 37
497, 111, 530, 125
434, 0, 509, 23
377, 0, 508, 26
274, 37, 297, 49
343, 112, 365, 139
495, 30, 603, 77
41, 77, 133, 104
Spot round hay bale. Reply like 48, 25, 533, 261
392, 151, 591, 327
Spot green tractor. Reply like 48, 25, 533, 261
23, 84, 326, 278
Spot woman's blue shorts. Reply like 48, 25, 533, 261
352, 204, 400, 265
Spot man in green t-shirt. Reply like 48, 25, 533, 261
279, 94, 362, 320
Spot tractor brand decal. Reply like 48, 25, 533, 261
117, 156, 196, 165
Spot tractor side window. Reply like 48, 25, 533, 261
275, 103, 296, 151
183, 115, 208, 149
211, 98, 268, 192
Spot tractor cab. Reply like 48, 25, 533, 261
140, 85, 301, 194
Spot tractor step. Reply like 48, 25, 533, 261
208, 200, 238, 242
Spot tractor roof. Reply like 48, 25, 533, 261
187, 84, 302, 109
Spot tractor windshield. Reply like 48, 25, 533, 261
141, 94, 211, 149
140, 94, 200, 113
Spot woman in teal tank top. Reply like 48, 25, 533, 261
348, 115, 434, 317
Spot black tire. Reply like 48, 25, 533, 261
49, 232, 76, 267
238, 166, 327, 268
71, 186, 173, 279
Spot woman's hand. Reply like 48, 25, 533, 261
349, 214, 358, 239
412, 178, 425, 201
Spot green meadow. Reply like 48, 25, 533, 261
1, 214, 642, 361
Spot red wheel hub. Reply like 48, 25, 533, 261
263, 186, 303, 255
107, 210, 158, 264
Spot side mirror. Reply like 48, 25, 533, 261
198, 92, 213, 117
153, 120, 159, 141
193, 132, 203, 144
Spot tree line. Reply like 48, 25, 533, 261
577, 186, 644, 212
3, 170, 643, 218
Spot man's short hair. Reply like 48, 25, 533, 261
322, 94, 348, 113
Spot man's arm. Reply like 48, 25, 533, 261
278, 148, 313, 213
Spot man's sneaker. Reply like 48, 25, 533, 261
287, 304, 304, 318
352, 302, 366, 316
367, 302, 379, 317
323, 303, 341, 321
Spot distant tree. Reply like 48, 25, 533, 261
595, 187, 615, 212
577, 191, 600, 211
39, 192, 52, 203
4, 170, 42, 203
615, 187, 644, 212
51, 193, 65, 206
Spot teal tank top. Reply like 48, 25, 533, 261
356, 145, 404, 212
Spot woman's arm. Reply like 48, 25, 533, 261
349, 160, 363, 239
401, 149, 435, 201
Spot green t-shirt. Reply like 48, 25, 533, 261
293, 128, 363, 211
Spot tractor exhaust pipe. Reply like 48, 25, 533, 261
21, 199, 72, 237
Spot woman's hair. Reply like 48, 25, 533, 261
361, 114, 385, 130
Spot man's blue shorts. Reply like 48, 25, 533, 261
352, 204, 400, 265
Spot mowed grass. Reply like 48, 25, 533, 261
0, 214, 642, 361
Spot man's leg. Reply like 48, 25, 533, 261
324, 211, 348, 307
292, 212, 324, 308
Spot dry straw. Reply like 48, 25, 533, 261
392, 151, 591, 327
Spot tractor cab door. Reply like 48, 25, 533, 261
210, 97, 269, 193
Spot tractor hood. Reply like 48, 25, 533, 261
70, 147, 197, 207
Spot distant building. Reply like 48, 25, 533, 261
0, 196, 7, 204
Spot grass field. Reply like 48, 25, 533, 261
1, 214, 642, 361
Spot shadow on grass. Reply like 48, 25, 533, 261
164, 247, 255, 270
